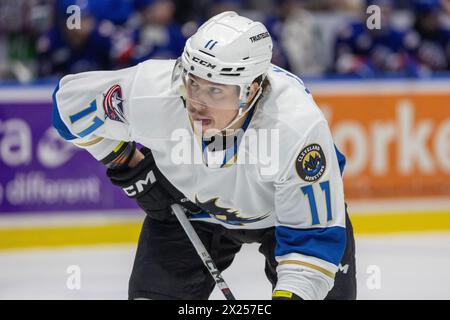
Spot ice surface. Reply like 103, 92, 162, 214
0, 233, 449, 299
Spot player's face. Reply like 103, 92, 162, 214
185, 74, 241, 134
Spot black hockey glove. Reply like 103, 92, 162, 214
107, 146, 201, 221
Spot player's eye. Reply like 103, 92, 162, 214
209, 87, 223, 95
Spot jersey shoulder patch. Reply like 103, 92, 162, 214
294, 143, 326, 183
102, 84, 126, 123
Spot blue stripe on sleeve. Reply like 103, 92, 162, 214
69, 100, 97, 123
334, 144, 346, 176
52, 84, 77, 140
275, 225, 346, 266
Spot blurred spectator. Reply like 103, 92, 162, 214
1, 0, 450, 81
89, 0, 134, 26
128, 0, 186, 64
298, 0, 362, 11
260, 1, 294, 72
0, 0, 53, 82
405, 0, 450, 74
36, 0, 115, 78
443, 0, 450, 13
270, 0, 328, 76
178, 0, 245, 48
171, 0, 202, 25
333, 0, 419, 77
207, 0, 244, 18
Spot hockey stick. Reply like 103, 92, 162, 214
171, 203, 236, 300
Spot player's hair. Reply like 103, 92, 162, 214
253, 75, 270, 92
245, 75, 270, 107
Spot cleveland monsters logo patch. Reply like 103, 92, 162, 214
195, 195, 270, 226
295, 143, 326, 182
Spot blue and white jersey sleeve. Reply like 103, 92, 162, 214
273, 119, 347, 300
52, 66, 138, 161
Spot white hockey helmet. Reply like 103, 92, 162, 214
179, 11, 273, 114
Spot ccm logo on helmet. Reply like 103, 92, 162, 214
192, 56, 216, 69
123, 170, 156, 197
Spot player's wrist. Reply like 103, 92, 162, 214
101, 141, 137, 170
128, 148, 145, 168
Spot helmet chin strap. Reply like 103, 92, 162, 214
220, 88, 262, 131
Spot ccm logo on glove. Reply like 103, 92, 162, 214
123, 170, 156, 197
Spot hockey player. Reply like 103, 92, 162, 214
52, 11, 356, 300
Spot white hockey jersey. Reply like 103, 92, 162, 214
52, 59, 348, 300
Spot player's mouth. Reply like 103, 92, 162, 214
192, 115, 213, 127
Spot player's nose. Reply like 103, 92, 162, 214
190, 99, 208, 112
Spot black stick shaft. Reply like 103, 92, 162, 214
171, 204, 236, 300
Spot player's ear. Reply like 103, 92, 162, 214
245, 82, 260, 104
